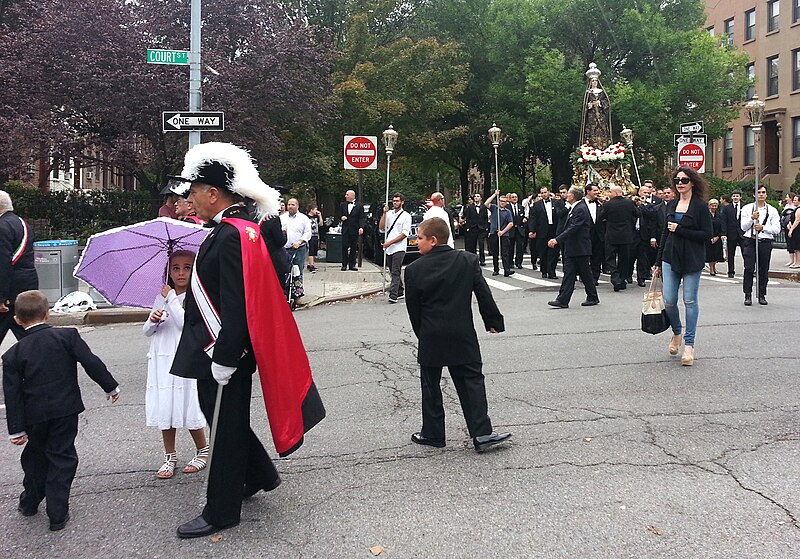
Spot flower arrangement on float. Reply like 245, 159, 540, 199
573, 143, 626, 164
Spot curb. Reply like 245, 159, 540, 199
768, 270, 800, 282
307, 287, 385, 307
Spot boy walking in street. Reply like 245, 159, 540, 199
404, 218, 511, 452
3, 290, 120, 531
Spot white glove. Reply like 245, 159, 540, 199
211, 363, 236, 386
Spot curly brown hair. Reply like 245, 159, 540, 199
669, 165, 709, 201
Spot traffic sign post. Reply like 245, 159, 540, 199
147, 49, 189, 65
343, 136, 378, 170
677, 142, 705, 173
162, 111, 224, 132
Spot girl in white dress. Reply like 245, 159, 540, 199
143, 250, 208, 479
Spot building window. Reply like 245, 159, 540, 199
745, 9, 756, 41
793, 49, 800, 92
793, 118, 800, 158
724, 129, 733, 168
744, 127, 755, 166
794, 0, 800, 24
768, 0, 780, 32
767, 55, 779, 96
724, 17, 734, 45
707, 26, 715, 36
746, 62, 755, 99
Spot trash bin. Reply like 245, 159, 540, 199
325, 232, 342, 263
33, 240, 80, 304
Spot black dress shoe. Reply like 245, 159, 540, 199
626, 277, 633, 284
49, 512, 70, 532
581, 299, 600, 306
744, 295, 752, 306
728, 272, 735, 278
349, 266, 358, 271
492, 271, 500, 276
637, 279, 647, 287
473, 432, 512, 452
547, 300, 568, 309
177, 514, 238, 539
515, 264, 523, 269
541, 272, 547, 279
758, 296, 768, 305
340, 266, 347, 271
504, 270, 515, 277
18, 503, 37, 517
411, 432, 445, 448
548, 274, 558, 279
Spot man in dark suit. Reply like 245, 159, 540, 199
339, 189, 364, 271
0, 190, 39, 345
528, 187, 560, 278
601, 185, 638, 291
584, 184, 604, 285
404, 217, 511, 453
3, 290, 119, 531
721, 191, 744, 277
547, 188, 598, 308
461, 194, 481, 256
475, 193, 489, 265
170, 143, 324, 539
629, 182, 662, 286
507, 192, 527, 268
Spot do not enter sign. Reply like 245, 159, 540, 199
343, 135, 378, 170
677, 142, 705, 173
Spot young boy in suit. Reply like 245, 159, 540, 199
3, 290, 120, 531
404, 217, 512, 452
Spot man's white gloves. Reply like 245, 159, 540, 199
211, 363, 236, 386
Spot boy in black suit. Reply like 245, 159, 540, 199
3, 290, 120, 531
404, 217, 511, 452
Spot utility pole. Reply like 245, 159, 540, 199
188, 0, 202, 148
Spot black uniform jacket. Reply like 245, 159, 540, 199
556, 200, 592, 258
2, 324, 118, 434
405, 246, 504, 367
171, 206, 256, 380
0, 211, 38, 304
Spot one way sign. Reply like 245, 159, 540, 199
162, 111, 225, 132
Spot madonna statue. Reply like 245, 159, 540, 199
579, 63, 612, 149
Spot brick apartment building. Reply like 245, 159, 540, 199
704, 0, 800, 194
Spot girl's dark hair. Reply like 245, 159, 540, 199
670, 165, 709, 201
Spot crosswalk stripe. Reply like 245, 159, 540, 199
484, 278, 522, 291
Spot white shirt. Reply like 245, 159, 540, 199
585, 199, 598, 222
423, 205, 455, 248
280, 211, 312, 248
543, 199, 553, 225
740, 202, 780, 240
380, 208, 412, 255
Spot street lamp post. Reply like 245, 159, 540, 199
620, 125, 641, 190
745, 95, 766, 293
381, 125, 398, 294
488, 123, 502, 234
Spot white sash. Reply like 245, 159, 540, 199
190, 256, 221, 358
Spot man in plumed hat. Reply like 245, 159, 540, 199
168, 142, 325, 538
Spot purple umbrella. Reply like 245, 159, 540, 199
73, 217, 208, 308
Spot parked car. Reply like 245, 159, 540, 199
363, 200, 427, 263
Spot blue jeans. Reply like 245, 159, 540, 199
288, 245, 309, 281
661, 261, 701, 346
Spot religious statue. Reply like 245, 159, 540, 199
579, 63, 612, 149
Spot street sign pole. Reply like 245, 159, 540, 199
189, 0, 202, 148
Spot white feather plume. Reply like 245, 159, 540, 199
179, 142, 280, 216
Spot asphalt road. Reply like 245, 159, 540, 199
1, 267, 799, 558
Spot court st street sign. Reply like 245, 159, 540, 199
162, 112, 225, 132
147, 49, 189, 65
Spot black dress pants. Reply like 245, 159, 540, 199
341, 231, 359, 268
528, 237, 539, 269
556, 255, 598, 305
742, 238, 772, 297
476, 230, 487, 265
726, 235, 742, 275
464, 228, 478, 255
589, 236, 603, 282
19, 414, 79, 523
605, 241, 630, 287
197, 374, 279, 527
488, 234, 512, 274
536, 234, 558, 276
512, 230, 526, 267
419, 362, 493, 441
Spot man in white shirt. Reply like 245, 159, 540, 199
740, 185, 780, 305
423, 192, 455, 248
379, 193, 412, 303
280, 198, 312, 294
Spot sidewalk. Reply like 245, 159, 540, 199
49, 259, 388, 327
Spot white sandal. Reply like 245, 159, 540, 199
157, 451, 178, 479
182, 446, 209, 474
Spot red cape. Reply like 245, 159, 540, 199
222, 217, 324, 456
